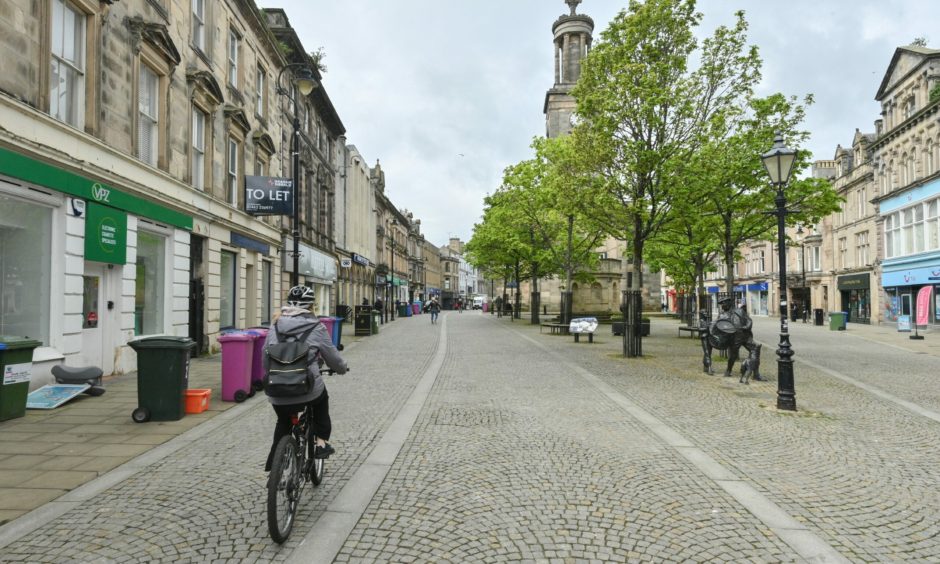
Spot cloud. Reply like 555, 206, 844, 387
262, 0, 940, 246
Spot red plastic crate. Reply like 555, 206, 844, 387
185, 389, 211, 414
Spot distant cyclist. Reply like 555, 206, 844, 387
263, 285, 347, 471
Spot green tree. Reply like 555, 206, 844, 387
571, 1, 762, 293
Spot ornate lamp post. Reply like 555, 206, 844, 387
761, 132, 798, 411
275, 64, 318, 286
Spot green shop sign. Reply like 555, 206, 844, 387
0, 147, 192, 230
85, 202, 127, 264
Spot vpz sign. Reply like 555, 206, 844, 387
91, 183, 111, 203
245, 176, 293, 216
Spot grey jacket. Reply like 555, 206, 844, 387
263, 308, 347, 406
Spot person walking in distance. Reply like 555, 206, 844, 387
428, 296, 441, 324
263, 285, 348, 471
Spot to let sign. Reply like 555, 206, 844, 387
245, 176, 293, 216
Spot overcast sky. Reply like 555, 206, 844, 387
260, 0, 940, 248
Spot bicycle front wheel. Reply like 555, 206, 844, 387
267, 435, 300, 543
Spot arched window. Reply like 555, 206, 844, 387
880, 164, 888, 195
901, 154, 909, 186
889, 159, 896, 191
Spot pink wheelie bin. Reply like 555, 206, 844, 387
246, 327, 269, 392
218, 332, 254, 402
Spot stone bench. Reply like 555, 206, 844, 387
573, 332, 594, 343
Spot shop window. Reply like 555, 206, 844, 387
0, 193, 52, 345
927, 199, 939, 251
135, 230, 166, 335
220, 250, 236, 329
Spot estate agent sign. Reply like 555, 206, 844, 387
245, 175, 293, 216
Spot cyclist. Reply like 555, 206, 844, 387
263, 285, 347, 472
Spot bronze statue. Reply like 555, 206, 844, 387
701, 297, 762, 384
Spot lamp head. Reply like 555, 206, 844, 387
761, 132, 797, 186
294, 67, 317, 96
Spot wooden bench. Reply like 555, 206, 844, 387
678, 325, 705, 338
573, 332, 594, 343
540, 323, 569, 335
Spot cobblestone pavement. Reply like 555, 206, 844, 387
1, 311, 939, 562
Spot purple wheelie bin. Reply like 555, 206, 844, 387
245, 327, 269, 392
218, 332, 254, 402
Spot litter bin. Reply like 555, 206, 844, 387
245, 327, 269, 391
412, 303, 420, 315
354, 306, 373, 336
814, 308, 824, 326
372, 312, 380, 334
398, 303, 409, 317
128, 336, 195, 422
0, 336, 41, 421
828, 312, 846, 331
842, 311, 849, 329
218, 332, 254, 403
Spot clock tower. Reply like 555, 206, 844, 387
544, 0, 593, 139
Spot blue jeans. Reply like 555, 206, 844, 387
431, 311, 439, 323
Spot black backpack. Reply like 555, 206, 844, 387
263, 326, 314, 398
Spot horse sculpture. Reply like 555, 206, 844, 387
700, 299, 762, 384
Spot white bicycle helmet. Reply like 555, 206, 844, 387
286, 285, 315, 309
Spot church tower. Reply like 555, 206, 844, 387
544, 0, 594, 138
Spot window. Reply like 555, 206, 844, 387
191, 107, 206, 190
913, 204, 925, 253
759, 250, 765, 273
880, 164, 888, 195
856, 231, 870, 266
811, 246, 821, 271
192, 0, 205, 52
261, 260, 272, 324
857, 188, 865, 219
902, 207, 915, 255
135, 230, 166, 335
0, 192, 53, 345
138, 64, 159, 165
885, 213, 900, 259
227, 136, 240, 205
838, 237, 847, 269
219, 250, 236, 329
50, 0, 86, 128
227, 30, 240, 88
256, 66, 266, 118
927, 199, 939, 251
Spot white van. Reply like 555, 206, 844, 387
472, 296, 485, 310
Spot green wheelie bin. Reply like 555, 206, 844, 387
128, 336, 195, 422
0, 336, 42, 421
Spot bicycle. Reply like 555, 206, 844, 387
266, 402, 324, 543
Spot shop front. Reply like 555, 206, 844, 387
881, 263, 940, 327
1, 147, 193, 382
837, 273, 871, 324
283, 239, 337, 316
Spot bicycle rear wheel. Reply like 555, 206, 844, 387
267, 435, 300, 543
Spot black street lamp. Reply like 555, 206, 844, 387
761, 132, 798, 411
275, 64, 318, 287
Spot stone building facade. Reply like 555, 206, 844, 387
0, 0, 365, 386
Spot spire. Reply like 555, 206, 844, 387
565, 0, 582, 16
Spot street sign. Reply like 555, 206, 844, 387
340, 258, 352, 268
